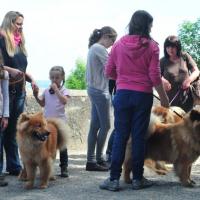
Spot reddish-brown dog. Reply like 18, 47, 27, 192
124, 107, 200, 187
123, 106, 185, 184
16, 112, 68, 189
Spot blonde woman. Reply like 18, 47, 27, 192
0, 11, 37, 176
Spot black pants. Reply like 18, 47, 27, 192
59, 148, 68, 168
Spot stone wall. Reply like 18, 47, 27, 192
25, 89, 160, 153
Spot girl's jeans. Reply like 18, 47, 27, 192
87, 87, 111, 163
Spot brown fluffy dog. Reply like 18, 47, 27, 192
16, 112, 68, 189
124, 107, 200, 187
123, 106, 185, 183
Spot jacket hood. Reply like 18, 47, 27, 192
118, 35, 151, 59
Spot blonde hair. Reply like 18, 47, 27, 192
49, 66, 65, 86
1, 11, 27, 57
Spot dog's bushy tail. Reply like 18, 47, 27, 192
47, 118, 68, 151
148, 112, 162, 136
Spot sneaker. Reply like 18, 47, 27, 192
0, 175, 8, 187
99, 178, 120, 191
86, 162, 108, 171
61, 166, 69, 178
132, 177, 153, 190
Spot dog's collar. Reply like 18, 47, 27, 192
32, 131, 50, 142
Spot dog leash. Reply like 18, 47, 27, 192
169, 89, 181, 106
153, 94, 184, 119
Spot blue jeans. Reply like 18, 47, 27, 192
1, 91, 25, 173
87, 87, 111, 163
110, 90, 153, 180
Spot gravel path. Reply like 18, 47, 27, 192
1, 152, 200, 200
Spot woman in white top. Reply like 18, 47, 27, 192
0, 65, 9, 186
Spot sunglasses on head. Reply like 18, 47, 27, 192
167, 36, 179, 42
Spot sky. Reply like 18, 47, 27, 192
1, 0, 199, 80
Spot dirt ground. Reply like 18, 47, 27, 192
1, 150, 200, 200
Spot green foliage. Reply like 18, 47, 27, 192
178, 18, 200, 68
65, 59, 86, 89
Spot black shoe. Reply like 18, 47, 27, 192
86, 162, 108, 171
97, 160, 110, 169
61, 166, 69, 178
0, 175, 8, 187
132, 177, 153, 190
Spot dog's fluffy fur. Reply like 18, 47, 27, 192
123, 106, 185, 184
16, 112, 68, 189
146, 107, 200, 187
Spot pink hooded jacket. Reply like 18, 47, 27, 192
105, 35, 162, 93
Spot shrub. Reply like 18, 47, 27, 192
65, 59, 86, 89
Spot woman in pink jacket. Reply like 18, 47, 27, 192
100, 10, 169, 191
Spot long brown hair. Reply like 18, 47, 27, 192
88, 26, 117, 48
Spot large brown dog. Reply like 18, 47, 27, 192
123, 106, 185, 183
124, 107, 200, 187
16, 112, 68, 189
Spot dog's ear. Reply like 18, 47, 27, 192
17, 121, 29, 132
190, 109, 200, 122
18, 113, 30, 123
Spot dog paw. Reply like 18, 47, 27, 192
190, 179, 196, 185
50, 176, 56, 181
18, 174, 28, 181
39, 184, 48, 189
18, 170, 27, 181
24, 183, 34, 190
124, 178, 132, 184
182, 182, 195, 188
155, 170, 168, 175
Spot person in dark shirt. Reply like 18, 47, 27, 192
160, 35, 199, 112
0, 11, 37, 176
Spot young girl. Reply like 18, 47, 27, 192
86, 26, 117, 171
33, 66, 69, 177
0, 64, 9, 186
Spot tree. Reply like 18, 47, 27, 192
178, 18, 200, 68
65, 59, 86, 89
